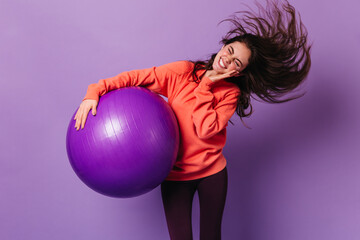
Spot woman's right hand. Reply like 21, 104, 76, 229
74, 99, 98, 131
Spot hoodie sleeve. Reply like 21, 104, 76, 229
191, 77, 240, 139
82, 62, 186, 102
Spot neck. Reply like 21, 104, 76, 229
204, 70, 215, 78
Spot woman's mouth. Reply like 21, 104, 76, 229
219, 58, 226, 69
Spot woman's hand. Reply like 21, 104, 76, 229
74, 99, 98, 130
207, 70, 240, 83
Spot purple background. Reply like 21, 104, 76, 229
1, 0, 359, 239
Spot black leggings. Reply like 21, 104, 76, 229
161, 167, 228, 240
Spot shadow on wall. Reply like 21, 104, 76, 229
223, 72, 346, 238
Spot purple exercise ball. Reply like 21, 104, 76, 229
66, 87, 179, 198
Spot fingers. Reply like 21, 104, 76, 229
80, 108, 88, 130
210, 70, 239, 82
74, 106, 87, 131
92, 102, 97, 116
74, 100, 98, 131
74, 109, 80, 130
228, 70, 239, 77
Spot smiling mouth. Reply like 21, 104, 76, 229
219, 58, 226, 69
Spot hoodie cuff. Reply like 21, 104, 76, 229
198, 76, 215, 90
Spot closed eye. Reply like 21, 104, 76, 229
229, 46, 234, 54
230, 46, 243, 68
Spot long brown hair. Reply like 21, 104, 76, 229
191, 0, 312, 121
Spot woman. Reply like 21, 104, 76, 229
74, 1, 311, 239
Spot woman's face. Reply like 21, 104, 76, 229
212, 41, 251, 76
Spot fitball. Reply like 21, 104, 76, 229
66, 87, 179, 198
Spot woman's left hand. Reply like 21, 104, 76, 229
207, 70, 239, 83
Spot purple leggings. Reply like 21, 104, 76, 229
161, 167, 228, 240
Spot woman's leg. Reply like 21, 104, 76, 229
197, 168, 228, 240
161, 180, 198, 240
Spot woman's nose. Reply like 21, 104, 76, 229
223, 56, 231, 64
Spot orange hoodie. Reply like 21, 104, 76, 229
83, 61, 240, 181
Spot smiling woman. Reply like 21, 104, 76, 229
72, 0, 311, 239
191, 0, 311, 120
210, 42, 251, 75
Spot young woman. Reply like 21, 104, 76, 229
74, 1, 311, 239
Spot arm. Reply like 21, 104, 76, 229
192, 77, 240, 139
75, 62, 183, 130
83, 65, 171, 102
